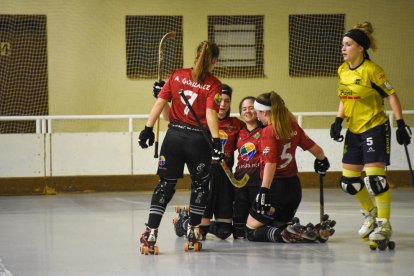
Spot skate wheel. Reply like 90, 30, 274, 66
194, 242, 201, 252
369, 241, 378, 250
292, 217, 299, 224
154, 245, 159, 255
184, 242, 189, 252
378, 242, 387, 251
139, 245, 144, 254
143, 246, 150, 255
175, 205, 181, 213
322, 214, 329, 221
329, 220, 336, 227
173, 217, 178, 225
388, 241, 395, 250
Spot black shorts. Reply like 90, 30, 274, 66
203, 166, 234, 219
342, 121, 391, 166
249, 176, 302, 225
157, 127, 211, 179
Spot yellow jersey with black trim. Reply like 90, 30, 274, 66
338, 59, 395, 134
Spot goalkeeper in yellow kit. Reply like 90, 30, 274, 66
330, 21, 411, 248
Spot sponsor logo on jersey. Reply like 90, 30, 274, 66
367, 147, 375, 153
263, 146, 270, 156
214, 93, 222, 105
253, 132, 261, 139
384, 81, 393, 90
240, 142, 256, 161
219, 130, 228, 146
158, 155, 166, 167
355, 78, 361, 85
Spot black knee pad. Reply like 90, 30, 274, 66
339, 176, 364, 195
245, 226, 255, 241
212, 222, 232, 240
364, 175, 389, 196
153, 178, 177, 205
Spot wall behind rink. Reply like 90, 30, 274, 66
0, 129, 413, 195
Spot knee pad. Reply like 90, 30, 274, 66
364, 175, 389, 196
153, 178, 177, 205
245, 226, 255, 241
339, 176, 364, 195
212, 222, 232, 240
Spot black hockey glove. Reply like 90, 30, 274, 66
138, 126, 154, 148
211, 138, 224, 166
152, 81, 165, 98
396, 119, 411, 145
330, 117, 344, 142
254, 187, 271, 216
314, 157, 330, 175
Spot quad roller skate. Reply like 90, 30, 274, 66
359, 207, 377, 239
184, 224, 202, 252
172, 205, 189, 237
140, 225, 159, 255
369, 218, 395, 251
314, 214, 336, 243
281, 217, 317, 243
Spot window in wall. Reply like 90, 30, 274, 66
126, 16, 183, 79
208, 15, 264, 78
289, 14, 345, 77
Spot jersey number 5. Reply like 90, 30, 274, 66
278, 142, 292, 169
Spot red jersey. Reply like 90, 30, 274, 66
219, 117, 244, 168
158, 68, 222, 129
235, 126, 262, 180
260, 122, 315, 179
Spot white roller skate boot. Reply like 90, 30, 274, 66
184, 224, 202, 252
358, 207, 377, 238
368, 218, 395, 251
139, 225, 159, 255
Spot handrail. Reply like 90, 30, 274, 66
0, 111, 413, 134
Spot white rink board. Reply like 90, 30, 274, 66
51, 132, 132, 176
0, 134, 45, 177
0, 129, 413, 177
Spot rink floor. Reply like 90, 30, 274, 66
1, 187, 413, 276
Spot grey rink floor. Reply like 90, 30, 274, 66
1, 188, 414, 276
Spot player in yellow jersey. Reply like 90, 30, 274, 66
330, 22, 411, 249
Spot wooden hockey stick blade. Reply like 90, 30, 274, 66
220, 160, 249, 188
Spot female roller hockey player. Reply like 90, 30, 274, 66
330, 22, 411, 250
199, 84, 244, 240
138, 41, 223, 253
232, 96, 263, 239
172, 84, 244, 241
245, 91, 334, 243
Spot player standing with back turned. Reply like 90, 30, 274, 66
138, 41, 223, 253
330, 22, 411, 250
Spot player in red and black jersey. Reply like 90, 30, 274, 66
198, 84, 245, 240
232, 96, 263, 238
245, 91, 332, 243
138, 41, 222, 251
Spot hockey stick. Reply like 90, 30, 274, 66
403, 125, 414, 187
154, 31, 176, 158
178, 89, 249, 188
319, 174, 325, 223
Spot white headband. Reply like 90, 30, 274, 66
254, 100, 271, 111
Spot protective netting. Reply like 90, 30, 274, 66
289, 14, 345, 77
208, 15, 264, 78
125, 16, 183, 80
0, 15, 48, 133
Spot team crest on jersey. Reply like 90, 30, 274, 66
219, 130, 228, 146
214, 93, 222, 105
253, 132, 261, 139
355, 79, 361, 85
240, 142, 256, 161
158, 155, 166, 167
263, 146, 270, 156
